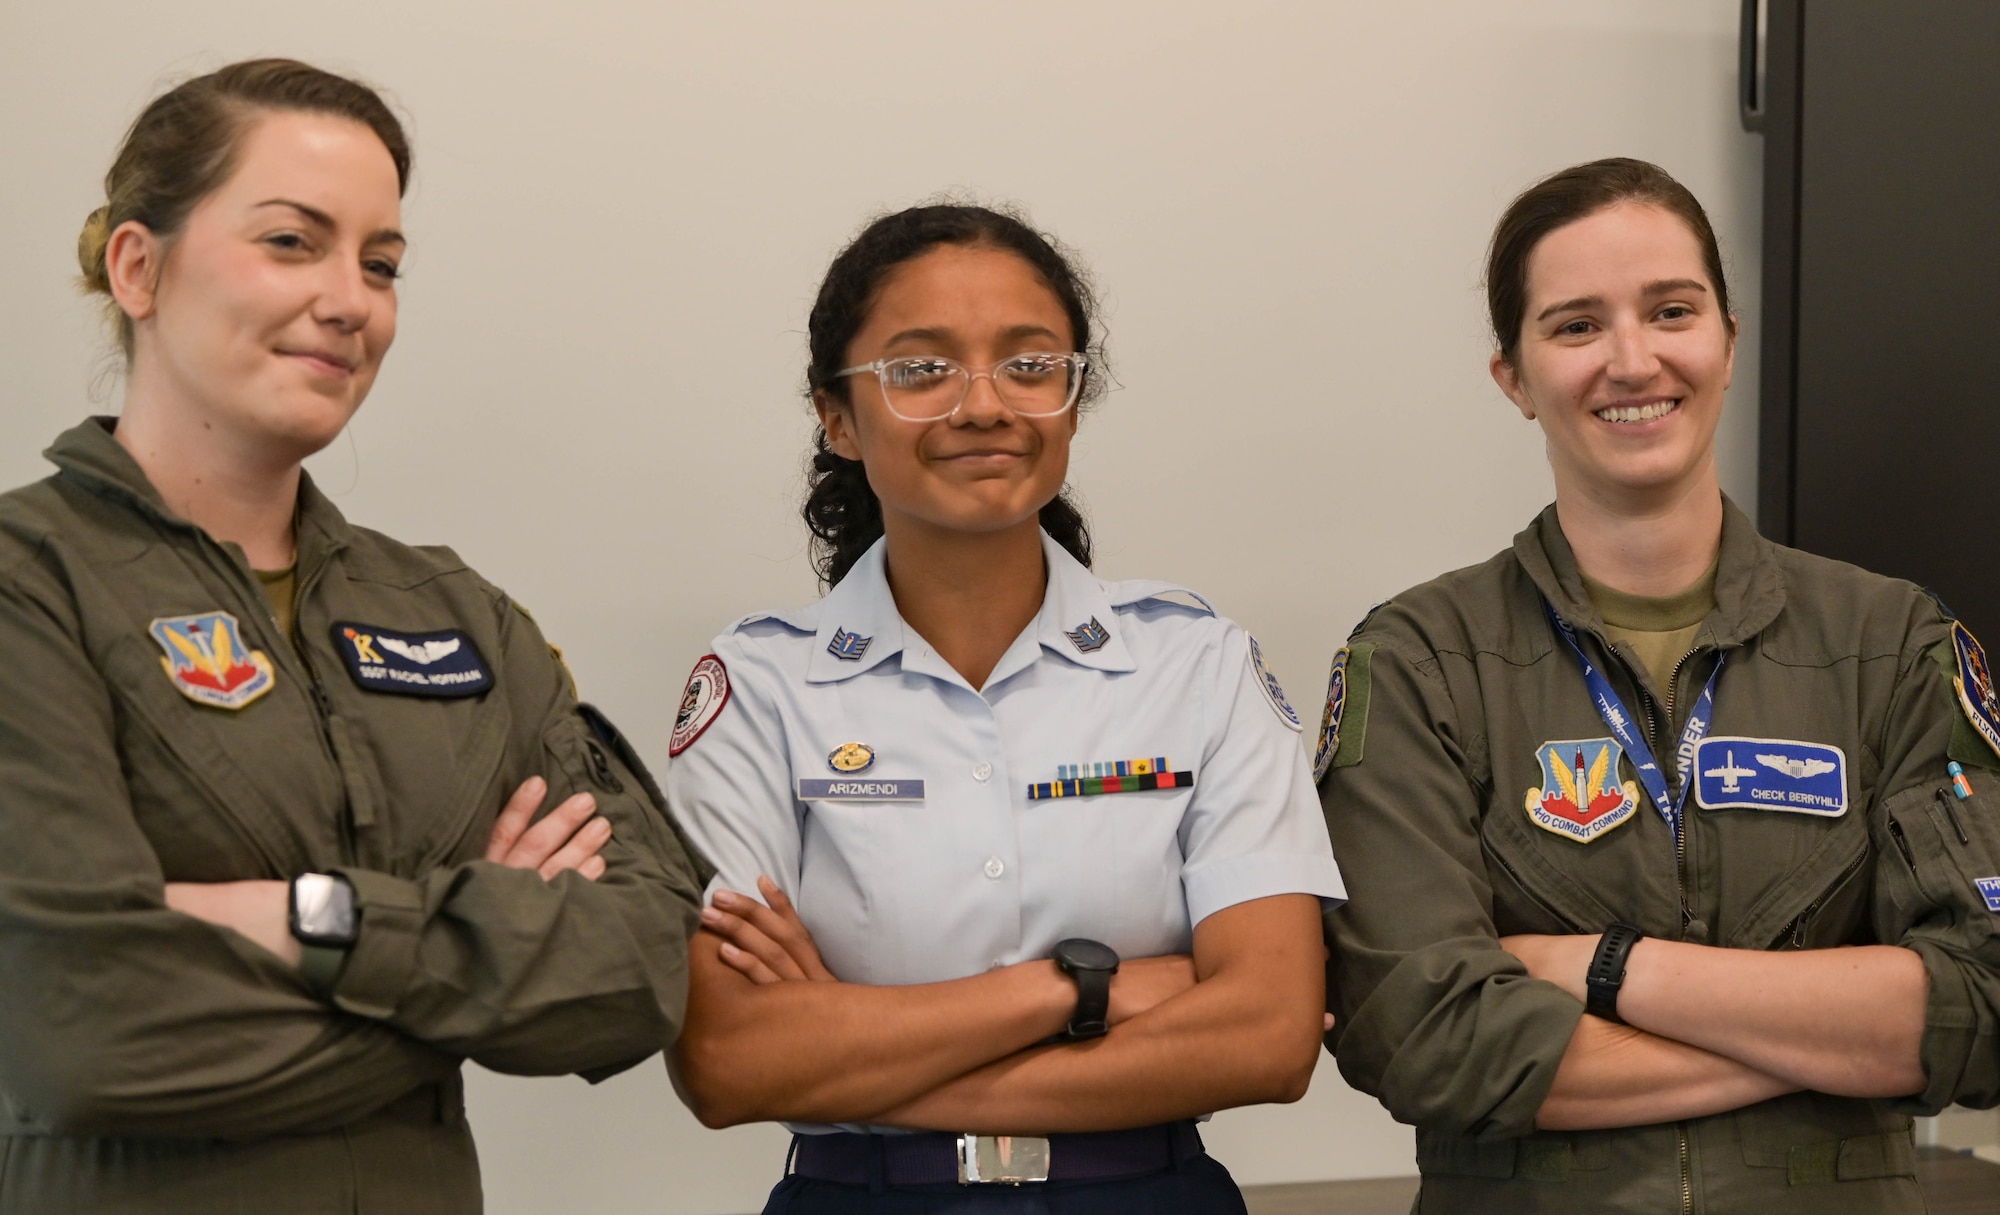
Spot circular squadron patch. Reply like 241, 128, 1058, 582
668, 654, 730, 757
1313, 648, 1350, 783
1247, 634, 1302, 732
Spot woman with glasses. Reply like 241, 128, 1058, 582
1318, 158, 2000, 1213
665, 203, 1344, 1214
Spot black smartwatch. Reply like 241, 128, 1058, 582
1585, 923, 1645, 1023
289, 872, 359, 949
1052, 938, 1119, 1040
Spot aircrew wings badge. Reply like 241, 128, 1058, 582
1525, 737, 1639, 843
669, 655, 729, 756
1951, 622, 2000, 760
150, 611, 276, 710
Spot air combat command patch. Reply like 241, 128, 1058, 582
669, 654, 730, 756
1525, 737, 1639, 843
150, 611, 276, 710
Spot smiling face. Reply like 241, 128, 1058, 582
817, 243, 1079, 543
124, 109, 405, 464
1491, 201, 1735, 507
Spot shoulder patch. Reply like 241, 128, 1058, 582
332, 622, 493, 698
1951, 622, 2000, 763
1246, 635, 1302, 732
1313, 648, 1350, 782
669, 654, 730, 756
1324, 642, 1374, 772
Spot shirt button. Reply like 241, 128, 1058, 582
983, 856, 1006, 880
973, 762, 993, 783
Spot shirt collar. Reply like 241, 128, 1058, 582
805, 530, 1138, 686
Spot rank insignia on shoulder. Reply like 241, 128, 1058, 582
1951, 622, 2000, 760
669, 655, 730, 756
150, 611, 276, 710
1977, 876, 2000, 913
827, 627, 872, 661
1247, 635, 1302, 732
1525, 738, 1639, 843
332, 622, 493, 699
1313, 648, 1350, 783
1693, 737, 1847, 816
1064, 617, 1111, 654
828, 742, 876, 774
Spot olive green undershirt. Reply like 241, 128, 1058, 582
254, 565, 298, 638
1581, 561, 1719, 692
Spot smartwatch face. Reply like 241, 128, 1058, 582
1057, 939, 1119, 973
294, 873, 357, 942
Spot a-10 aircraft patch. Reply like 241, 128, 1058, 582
1693, 737, 1847, 817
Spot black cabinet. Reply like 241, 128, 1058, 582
1751, 0, 2000, 631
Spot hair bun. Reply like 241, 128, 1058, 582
76, 205, 113, 293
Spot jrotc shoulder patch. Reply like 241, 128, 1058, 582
669, 654, 730, 756
150, 611, 276, 710
1246, 635, 1302, 731
333, 622, 493, 698
1951, 622, 2000, 761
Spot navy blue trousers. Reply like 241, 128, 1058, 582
760, 1152, 1249, 1215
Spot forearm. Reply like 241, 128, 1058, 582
672, 934, 1076, 1127
1618, 941, 1928, 1097
868, 955, 1321, 1133
1536, 1016, 1799, 1130
872, 895, 1325, 1133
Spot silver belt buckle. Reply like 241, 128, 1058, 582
956, 1134, 1051, 1185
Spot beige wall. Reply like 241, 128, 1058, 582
0, 2, 1761, 1211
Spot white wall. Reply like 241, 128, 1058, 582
0, 3, 1761, 1212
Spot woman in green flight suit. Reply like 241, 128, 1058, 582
1319, 158, 2000, 1213
0, 59, 708, 1214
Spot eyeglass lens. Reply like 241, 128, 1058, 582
881, 355, 1079, 419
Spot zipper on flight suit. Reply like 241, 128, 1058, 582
1636, 641, 1702, 1215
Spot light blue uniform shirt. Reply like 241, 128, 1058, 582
665, 532, 1345, 1131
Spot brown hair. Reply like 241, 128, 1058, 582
1485, 157, 1734, 366
77, 58, 412, 360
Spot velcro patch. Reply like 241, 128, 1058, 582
1693, 737, 1847, 816
1247, 635, 1302, 732
1977, 877, 2000, 913
1951, 623, 2000, 761
669, 655, 729, 756
797, 778, 924, 801
332, 622, 492, 698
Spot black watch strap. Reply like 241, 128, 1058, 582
1053, 939, 1118, 1040
1585, 923, 1645, 1022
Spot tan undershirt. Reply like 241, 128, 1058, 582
255, 565, 298, 638
1581, 562, 1719, 694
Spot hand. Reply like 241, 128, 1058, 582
1500, 933, 1600, 1003
485, 776, 609, 881
165, 880, 300, 968
702, 876, 837, 983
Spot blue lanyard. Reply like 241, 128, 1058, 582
1543, 600, 1723, 838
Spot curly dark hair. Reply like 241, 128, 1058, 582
802, 203, 1106, 587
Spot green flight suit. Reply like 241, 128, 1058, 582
1319, 500, 2000, 1214
0, 419, 710, 1213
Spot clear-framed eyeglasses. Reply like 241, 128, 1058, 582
833, 352, 1089, 422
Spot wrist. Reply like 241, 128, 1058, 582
1584, 924, 1645, 1023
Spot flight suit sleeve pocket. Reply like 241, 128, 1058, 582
1879, 775, 2000, 951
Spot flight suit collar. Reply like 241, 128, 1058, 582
1513, 494, 1786, 648
805, 530, 1137, 686
46, 416, 354, 573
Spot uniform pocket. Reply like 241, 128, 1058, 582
1415, 1129, 1608, 1180
1737, 1092, 1916, 1182
1883, 776, 2000, 950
